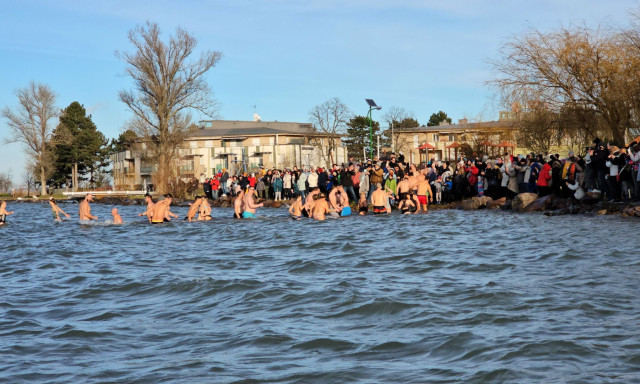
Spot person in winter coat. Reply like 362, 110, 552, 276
272, 172, 283, 201
537, 160, 553, 197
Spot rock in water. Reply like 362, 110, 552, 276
512, 193, 539, 212
461, 196, 493, 210
583, 191, 602, 203
488, 197, 507, 209
524, 195, 554, 212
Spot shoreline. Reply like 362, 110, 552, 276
5, 193, 640, 218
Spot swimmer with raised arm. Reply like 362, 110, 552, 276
185, 196, 202, 222
49, 198, 70, 222
0, 201, 15, 226
138, 194, 154, 222
79, 193, 98, 221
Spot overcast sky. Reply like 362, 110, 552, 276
1, 0, 637, 183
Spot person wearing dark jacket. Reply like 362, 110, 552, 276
318, 169, 329, 194
591, 139, 610, 196
202, 178, 212, 199
219, 170, 229, 195
340, 164, 356, 202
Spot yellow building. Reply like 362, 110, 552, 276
393, 113, 518, 163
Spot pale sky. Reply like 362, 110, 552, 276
1, 0, 637, 184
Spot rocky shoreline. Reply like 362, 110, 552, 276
7, 193, 640, 218
449, 192, 640, 218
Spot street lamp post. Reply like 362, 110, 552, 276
365, 99, 382, 160
391, 121, 395, 155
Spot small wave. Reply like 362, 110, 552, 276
327, 298, 417, 318
292, 337, 357, 352
499, 340, 593, 362
81, 311, 122, 321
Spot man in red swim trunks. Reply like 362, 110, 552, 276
370, 183, 388, 215
415, 179, 433, 213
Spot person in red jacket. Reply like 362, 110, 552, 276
211, 177, 220, 200
465, 161, 479, 196
537, 160, 553, 196
248, 173, 257, 188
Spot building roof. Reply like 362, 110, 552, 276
192, 120, 337, 138
395, 119, 516, 133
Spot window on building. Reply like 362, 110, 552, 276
433, 134, 439, 142
449, 134, 455, 141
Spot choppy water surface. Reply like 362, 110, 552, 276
1, 201, 639, 383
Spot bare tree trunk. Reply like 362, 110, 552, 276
40, 163, 46, 196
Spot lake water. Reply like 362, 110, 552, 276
1, 202, 639, 383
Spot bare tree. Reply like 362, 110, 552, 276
23, 165, 36, 196
2, 82, 58, 195
308, 97, 351, 166
382, 106, 419, 156
117, 21, 222, 194
0, 171, 12, 194
490, 25, 640, 146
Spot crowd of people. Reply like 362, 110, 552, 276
197, 137, 640, 215
2, 137, 638, 225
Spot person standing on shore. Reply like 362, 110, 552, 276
0, 201, 15, 226
49, 198, 70, 222
79, 193, 98, 221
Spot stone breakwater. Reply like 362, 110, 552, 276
453, 192, 640, 218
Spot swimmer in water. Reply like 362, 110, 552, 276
397, 193, 416, 214
415, 178, 433, 213
185, 196, 202, 222
138, 194, 154, 223
358, 192, 368, 215
234, 190, 245, 219
311, 193, 330, 221
0, 201, 15, 225
302, 187, 319, 218
49, 198, 70, 222
370, 184, 388, 215
111, 207, 123, 224
242, 186, 263, 218
198, 198, 212, 221
150, 194, 177, 223
79, 193, 98, 221
328, 185, 343, 213
288, 194, 303, 219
